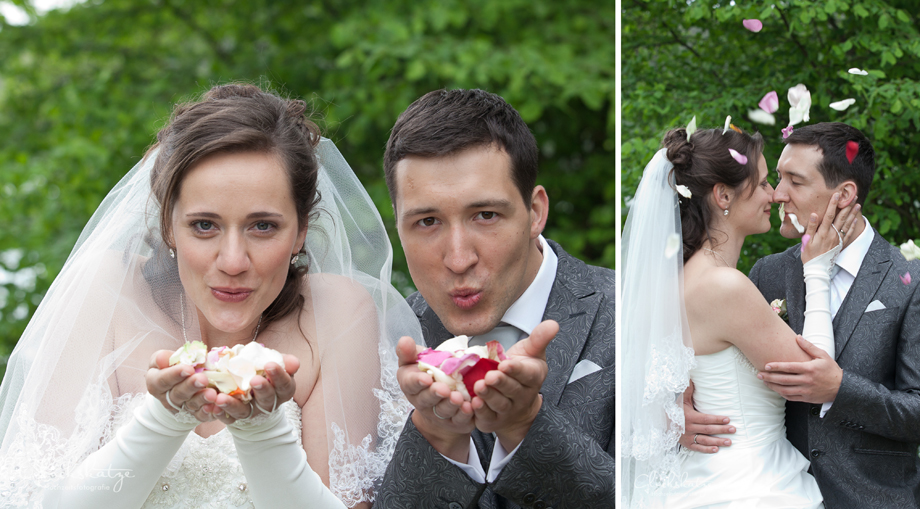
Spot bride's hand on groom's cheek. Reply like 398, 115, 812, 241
209, 354, 300, 425
470, 320, 559, 451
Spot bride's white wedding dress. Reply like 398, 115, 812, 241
663, 346, 824, 509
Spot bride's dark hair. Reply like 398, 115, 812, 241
145, 83, 322, 333
662, 126, 764, 262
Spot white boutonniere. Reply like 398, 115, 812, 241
770, 299, 788, 322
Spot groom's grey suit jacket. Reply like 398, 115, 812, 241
375, 240, 615, 509
750, 230, 920, 508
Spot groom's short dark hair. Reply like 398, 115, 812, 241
383, 89, 539, 206
784, 122, 874, 206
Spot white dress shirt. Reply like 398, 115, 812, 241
443, 235, 558, 483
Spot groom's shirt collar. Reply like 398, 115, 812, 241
499, 235, 558, 336
836, 216, 874, 279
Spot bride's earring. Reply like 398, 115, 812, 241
291, 254, 299, 265
723, 208, 729, 216
169, 248, 176, 258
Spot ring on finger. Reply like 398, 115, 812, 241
831, 224, 843, 244
432, 405, 449, 420
165, 389, 183, 412
693, 433, 700, 445
254, 392, 278, 415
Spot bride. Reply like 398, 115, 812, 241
0, 84, 421, 508
621, 126, 859, 507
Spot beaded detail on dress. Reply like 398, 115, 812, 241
143, 401, 301, 509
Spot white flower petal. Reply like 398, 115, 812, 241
436, 335, 470, 352
788, 213, 806, 233
676, 185, 692, 198
829, 98, 856, 111
748, 109, 776, 125
722, 115, 732, 135
848, 68, 869, 76
778, 202, 785, 222
665, 233, 681, 259
686, 116, 697, 141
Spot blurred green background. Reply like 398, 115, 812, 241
623, 0, 919, 270
0, 0, 615, 378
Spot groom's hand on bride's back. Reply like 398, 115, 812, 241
396, 336, 475, 462
679, 381, 735, 454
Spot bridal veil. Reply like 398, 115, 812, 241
621, 148, 695, 507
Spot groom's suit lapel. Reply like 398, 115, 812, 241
832, 233, 892, 357
539, 244, 601, 406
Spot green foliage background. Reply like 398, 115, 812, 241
0, 0, 615, 378
623, 0, 919, 271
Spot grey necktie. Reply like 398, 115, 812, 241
469, 324, 524, 352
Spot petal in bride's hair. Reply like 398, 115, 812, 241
722, 115, 732, 135
665, 233, 681, 259
676, 185, 692, 198
758, 91, 779, 114
729, 148, 748, 165
686, 115, 697, 141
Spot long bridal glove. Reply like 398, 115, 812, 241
44, 394, 198, 508
227, 408, 346, 509
802, 242, 841, 417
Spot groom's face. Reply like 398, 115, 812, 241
773, 144, 836, 239
393, 145, 547, 336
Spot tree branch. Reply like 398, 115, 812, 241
775, 5, 810, 61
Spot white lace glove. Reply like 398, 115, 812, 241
802, 241, 841, 418
227, 408, 346, 509
43, 393, 198, 508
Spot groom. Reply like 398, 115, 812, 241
374, 89, 615, 508
689, 122, 920, 508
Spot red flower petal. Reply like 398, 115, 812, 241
846, 141, 859, 164
461, 358, 500, 397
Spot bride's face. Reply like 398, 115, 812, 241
732, 154, 774, 235
172, 151, 307, 339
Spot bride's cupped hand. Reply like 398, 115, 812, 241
799, 192, 861, 264
147, 350, 300, 424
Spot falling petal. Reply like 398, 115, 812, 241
900, 240, 920, 261
829, 98, 856, 111
687, 116, 697, 141
778, 202, 785, 222
759, 91, 779, 113
729, 148, 749, 165
782, 125, 794, 139
743, 19, 763, 32
801, 234, 811, 252
846, 140, 859, 163
748, 109, 776, 125
730, 124, 743, 134
787, 84, 811, 125
665, 233, 681, 259
722, 115, 732, 135
676, 185, 692, 198
788, 213, 805, 234
848, 68, 869, 75
901, 272, 912, 285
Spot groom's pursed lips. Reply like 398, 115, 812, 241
450, 288, 483, 310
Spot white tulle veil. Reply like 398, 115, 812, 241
621, 148, 696, 507
0, 138, 421, 507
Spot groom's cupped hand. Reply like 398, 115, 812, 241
471, 319, 558, 452
759, 335, 843, 403
396, 336, 475, 462
678, 380, 735, 453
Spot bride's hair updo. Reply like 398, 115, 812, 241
662, 126, 764, 262
148, 83, 322, 330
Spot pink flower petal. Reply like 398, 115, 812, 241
782, 125, 794, 139
417, 348, 453, 367
441, 353, 480, 376
486, 340, 507, 361
901, 272, 912, 285
759, 91, 779, 113
800, 234, 811, 252
728, 148, 748, 165
743, 19, 763, 32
